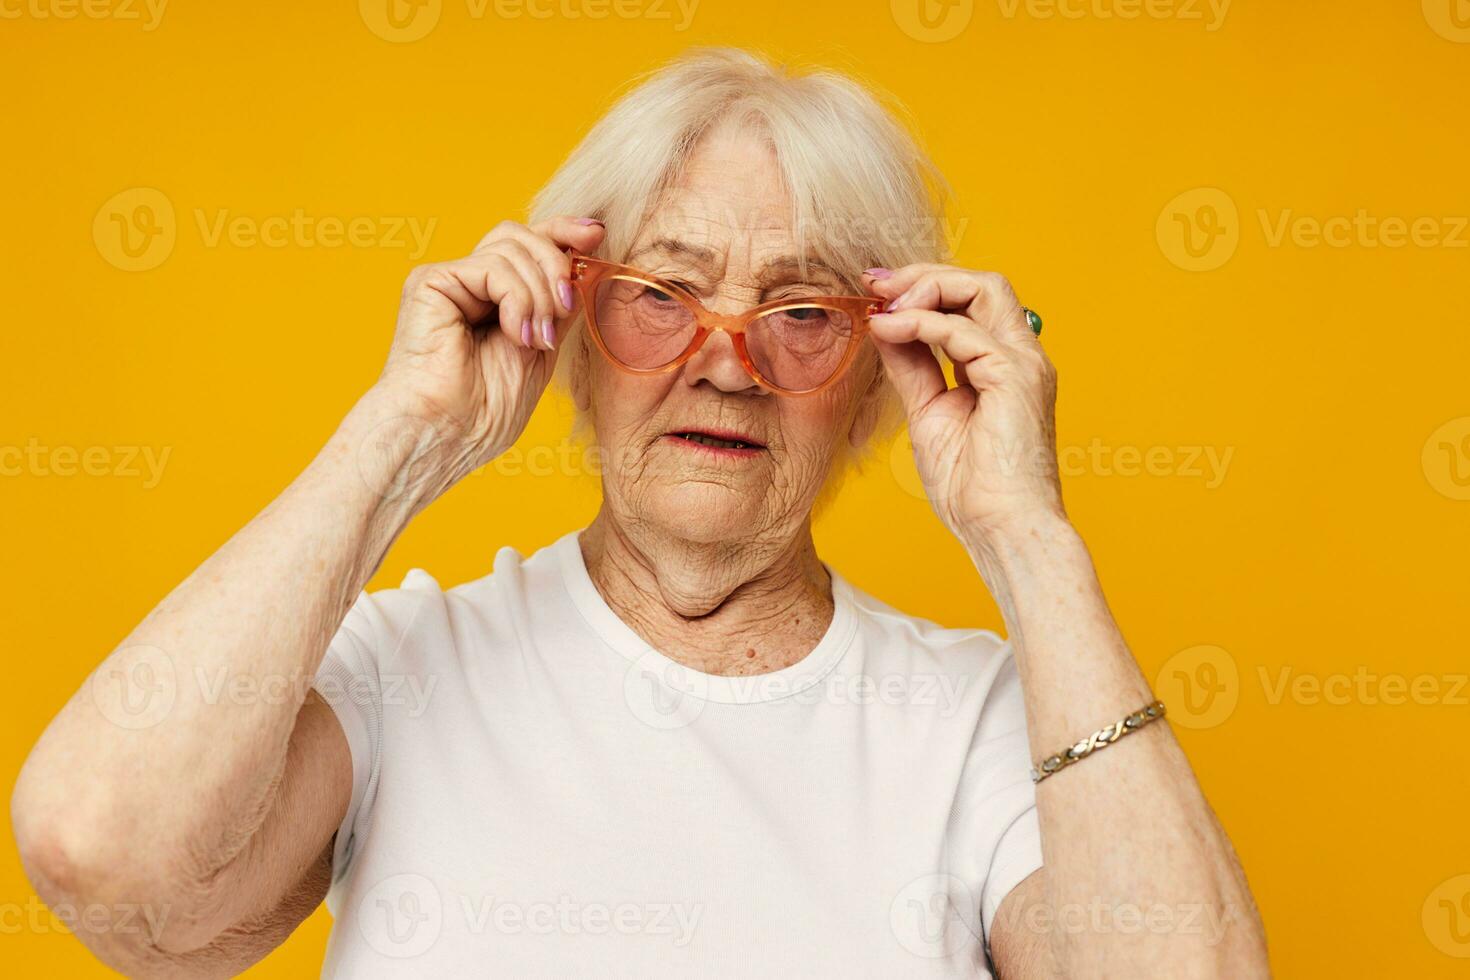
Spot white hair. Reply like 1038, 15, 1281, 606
530, 47, 950, 473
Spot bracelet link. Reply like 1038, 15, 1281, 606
1030, 700, 1166, 783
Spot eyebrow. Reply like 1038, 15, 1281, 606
759, 254, 841, 283
626, 238, 721, 269
627, 239, 840, 283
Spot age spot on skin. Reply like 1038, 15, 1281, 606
746, 648, 757, 659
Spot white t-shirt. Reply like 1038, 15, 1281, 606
312, 530, 1043, 978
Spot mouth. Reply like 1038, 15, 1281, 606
662, 428, 768, 456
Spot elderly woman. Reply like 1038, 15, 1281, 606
14, 49, 1266, 979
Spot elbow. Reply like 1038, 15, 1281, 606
11, 757, 110, 904
10, 757, 214, 962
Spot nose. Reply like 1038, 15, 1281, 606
680, 326, 766, 395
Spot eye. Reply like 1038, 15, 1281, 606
784, 306, 827, 322
643, 282, 691, 303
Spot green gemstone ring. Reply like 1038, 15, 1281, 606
1023, 307, 1043, 337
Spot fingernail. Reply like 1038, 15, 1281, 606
558, 278, 575, 310
865, 267, 892, 279
574, 217, 604, 226
520, 317, 532, 347
540, 316, 555, 349
885, 290, 909, 313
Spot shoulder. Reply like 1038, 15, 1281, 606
836, 571, 1024, 723
331, 534, 573, 672
840, 572, 1010, 671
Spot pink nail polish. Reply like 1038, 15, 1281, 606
541, 316, 555, 349
865, 267, 892, 279
558, 279, 574, 310
884, 293, 906, 313
520, 317, 532, 347
573, 217, 604, 226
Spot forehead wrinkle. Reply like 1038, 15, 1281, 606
627, 237, 722, 271
754, 253, 841, 286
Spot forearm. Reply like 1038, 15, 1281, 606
968, 515, 1267, 978
12, 386, 446, 929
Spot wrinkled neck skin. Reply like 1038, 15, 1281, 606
580, 508, 834, 677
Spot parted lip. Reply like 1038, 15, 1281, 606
665, 427, 768, 449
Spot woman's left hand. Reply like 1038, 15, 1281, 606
863, 263, 1064, 547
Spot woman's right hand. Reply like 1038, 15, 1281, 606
371, 216, 606, 480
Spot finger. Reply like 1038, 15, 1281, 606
861, 261, 950, 297
493, 240, 558, 349
440, 253, 536, 349
498, 224, 584, 321
870, 305, 1000, 364
870, 308, 1011, 392
530, 214, 607, 254
871, 336, 947, 418
873, 266, 1037, 349
474, 219, 530, 253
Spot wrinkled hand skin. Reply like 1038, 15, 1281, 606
862, 261, 1064, 557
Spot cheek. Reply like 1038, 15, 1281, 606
777, 385, 855, 467
589, 359, 671, 441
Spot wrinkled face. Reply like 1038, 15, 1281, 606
576, 121, 882, 546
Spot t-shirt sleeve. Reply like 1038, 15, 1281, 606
312, 589, 387, 895
952, 649, 1045, 943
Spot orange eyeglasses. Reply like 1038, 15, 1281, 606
567, 250, 883, 396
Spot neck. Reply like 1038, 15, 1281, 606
580, 508, 834, 676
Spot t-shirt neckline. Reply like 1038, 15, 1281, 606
553, 529, 857, 705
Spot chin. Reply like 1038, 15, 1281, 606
640, 479, 773, 545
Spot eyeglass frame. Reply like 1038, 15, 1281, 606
566, 248, 884, 397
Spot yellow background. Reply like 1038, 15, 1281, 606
3, 0, 1468, 976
